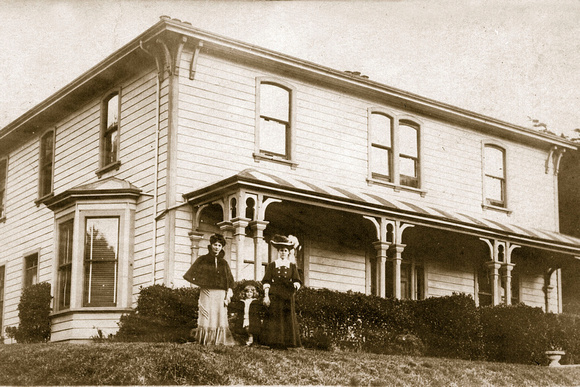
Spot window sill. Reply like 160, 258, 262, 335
482, 204, 512, 215
253, 153, 298, 170
96, 161, 122, 178
51, 306, 133, 318
35, 193, 54, 207
367, 178, 427, 197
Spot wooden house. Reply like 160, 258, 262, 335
1, 16, 580, 342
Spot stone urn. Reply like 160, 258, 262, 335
545, 350, 565, 367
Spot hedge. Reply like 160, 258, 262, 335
114, 284, 580, 364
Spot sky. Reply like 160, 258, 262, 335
1, 0, 579, 139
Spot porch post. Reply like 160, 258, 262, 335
486, 261, 502, 305
188, 231, 205, 264
250, 220, 269, 281
544, 269, 556, 313
501, 263, 515, 305
231, 217, 250, 281
217, 221, 234, 266
391, 244, 406, 300
373, 241, 389, 298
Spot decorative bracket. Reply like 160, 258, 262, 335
189, 41, 204, 80
546, 146, 566, 175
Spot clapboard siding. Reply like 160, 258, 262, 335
306, 240, 366, 293
0, 136, 56, 331
426, 260, 475, 298
177, 48, 558, 235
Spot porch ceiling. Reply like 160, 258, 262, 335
183, 169, 580, 255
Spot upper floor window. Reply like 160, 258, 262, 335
368, 110, 422, 192
370, 112, 392, 180
254, 79, 297, 168
0, 158, 7, 219
98, 92, 121, 176
39, 130, 55, 198
399, 121, 419, 188
24, 252, 39, 288
484, 144, 506, 208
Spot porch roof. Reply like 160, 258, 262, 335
183, 169, 580, 255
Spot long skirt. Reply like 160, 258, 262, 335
195, 288, 236, 345
262, 294, 301, 348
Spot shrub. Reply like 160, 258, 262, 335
296, 288, 417, 354
412, 293, 483, 360
480, 304, 550, 364
554, 313, 580, 364
5, 282, 52, 343
115, 284, 199, 342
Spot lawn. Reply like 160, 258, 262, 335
1, 342, 579, 386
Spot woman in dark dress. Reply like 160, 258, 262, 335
183, 233, 236, 345
261, 234, 302, 349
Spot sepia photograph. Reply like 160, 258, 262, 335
1, 1, 580, 385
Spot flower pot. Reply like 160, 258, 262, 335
545, 350, 565, 367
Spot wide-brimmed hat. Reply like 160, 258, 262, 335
270, 234, 295, 249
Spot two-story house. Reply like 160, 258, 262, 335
1, 16, 580, 343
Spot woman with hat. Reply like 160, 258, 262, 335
261, 234, 302, 349
183, 233, 236, 345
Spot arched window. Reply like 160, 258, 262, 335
368, 110, 422, 190
484, 145, 506, 207
39, 130, 54, 198
98, 91, 121, 176
399, 120, 419, 188
255, 79, 296, 167
0, 158, 6, 219
370, 112, 393, 180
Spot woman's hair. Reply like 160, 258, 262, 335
209, 233, 226, 246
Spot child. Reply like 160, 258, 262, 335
229, 284, 264, 345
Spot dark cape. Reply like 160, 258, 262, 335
183, 250, 234, 291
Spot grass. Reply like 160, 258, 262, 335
1, 342, 580, 386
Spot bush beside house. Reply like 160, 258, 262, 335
5, 282, 52, 343
113, 284, 580, 365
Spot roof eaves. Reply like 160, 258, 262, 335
164, 18, 577, 150
0, 19, 168, 144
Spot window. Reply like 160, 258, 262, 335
0, 158, 6, 219
83, 217, 119, 307
399, 121, 419, 188
56, 219, 73, 311
39, 130, 54, 198
484, 145, 506, 207
386, 259, 425, 300
99, 92, 121, 175
0, 266, 4, 334
477, 263, 493, 307
254, 79, 296, 167
368, 110, 422, 191
24, 253, 39, 288
47, 180, 138, 314
370, 113, 392, 180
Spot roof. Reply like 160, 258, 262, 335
184, 168, 580, 255
0, 16, 576, 154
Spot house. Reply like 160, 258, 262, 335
558, 147, 580, 315
1, 16, 580, 343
